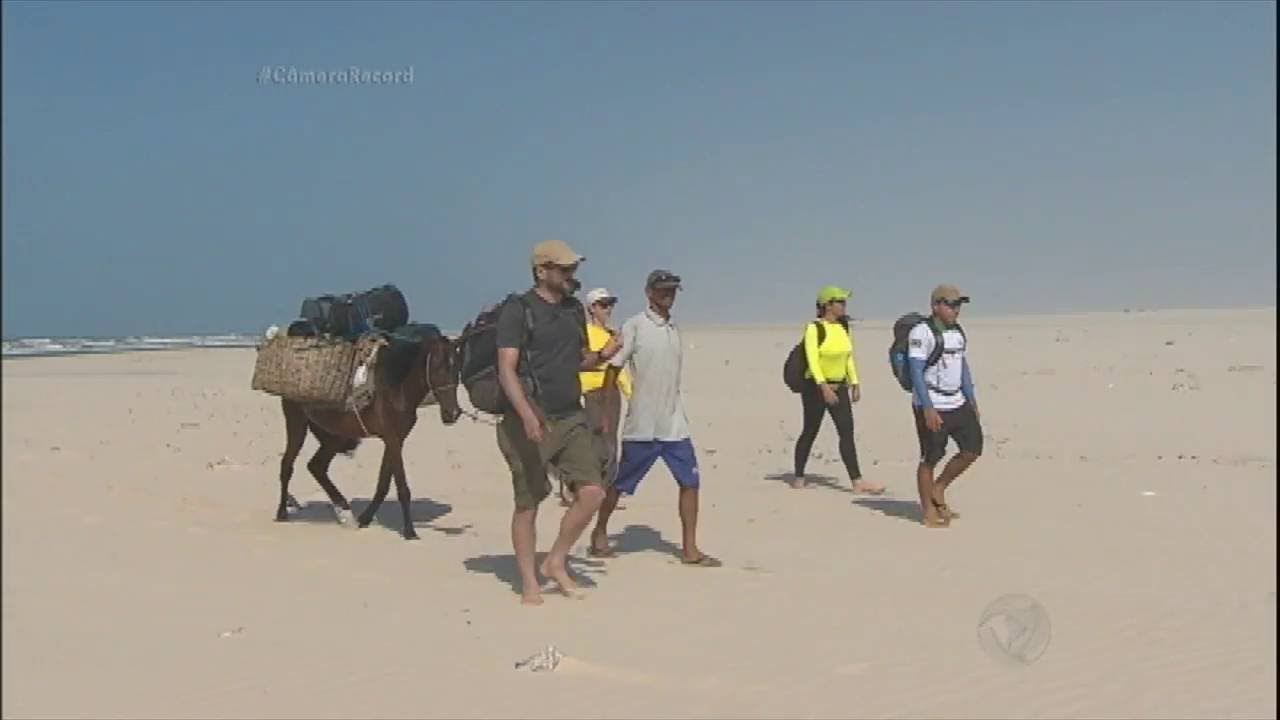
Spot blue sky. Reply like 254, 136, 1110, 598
2, 0, 1274, 337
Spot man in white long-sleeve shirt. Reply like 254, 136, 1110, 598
908, 284, 983, 528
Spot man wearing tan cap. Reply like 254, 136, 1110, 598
494, 239, 621, 604
907, 284, 982, 528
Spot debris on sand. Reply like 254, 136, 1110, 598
1171, 369, 1202, 392
207, 457, 245, 470
514, 645, 563, 672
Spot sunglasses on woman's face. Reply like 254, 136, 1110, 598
594, 300, 616, 309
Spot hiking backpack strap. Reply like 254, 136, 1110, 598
923, 318, 965, 396
512, 294, 542, 399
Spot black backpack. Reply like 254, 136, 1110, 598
458, 294, 539, 415
888, 313, 965, 392
782, 319, 845, 393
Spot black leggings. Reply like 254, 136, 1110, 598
794, 381, 863, 481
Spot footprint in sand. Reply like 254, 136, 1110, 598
554, 657, 655, 683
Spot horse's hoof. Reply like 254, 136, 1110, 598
356, 519, 372, 529
333, 508, 357, 527
403, 530, 420, 541
274, 513, 289, 522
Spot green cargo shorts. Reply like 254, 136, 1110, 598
497, 408, 610, 510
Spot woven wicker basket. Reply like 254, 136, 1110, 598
251, 334, 385, 408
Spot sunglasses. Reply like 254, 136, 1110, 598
542, 262, 579, 273
938, 299, 966, 309
593, 299, 617, 308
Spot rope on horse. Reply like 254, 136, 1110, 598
354, 405, 372, 435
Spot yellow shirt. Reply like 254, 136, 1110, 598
804, 319, 859, 385
580, 323, 632, 397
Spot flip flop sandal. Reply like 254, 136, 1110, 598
681, 555, 723, 568
587, 546, 617, 559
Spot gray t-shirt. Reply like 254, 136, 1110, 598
495, 290, 587, 418
609, 308, 690, 441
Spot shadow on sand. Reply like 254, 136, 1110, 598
461, 523, 697, 596
462, 553, 607, 596
763, 471, 853, 494
283, 493, 471, 537
852, 498, 925, 524
608, 524, 684, 556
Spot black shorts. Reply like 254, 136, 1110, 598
913, 403, 983, 466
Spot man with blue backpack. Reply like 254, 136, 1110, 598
888, 284, 983, 528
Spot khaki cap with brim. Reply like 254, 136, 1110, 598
931, 284, 971, 304
531, 239, 585, 268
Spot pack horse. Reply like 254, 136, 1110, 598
252, 284, 468, 540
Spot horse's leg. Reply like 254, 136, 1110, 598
306, 429, 354, 524
278, 400, 308, 521
356, 445, 396, 529
387, 438, 419, 541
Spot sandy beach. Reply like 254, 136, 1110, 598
2, 307, 1275, 719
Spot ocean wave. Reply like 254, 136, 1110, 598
2, 334, 262, 358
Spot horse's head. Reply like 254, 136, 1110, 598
424, 333, 463, 425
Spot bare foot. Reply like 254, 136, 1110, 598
588, 531, 616, 558
538, 556, 583, 598
790, 476, 807, 489
520, 590, 544, 606
931, 490, 959, 520
922, 510, 950, 528
852, 480, 885, 494
681, 552, 722, 567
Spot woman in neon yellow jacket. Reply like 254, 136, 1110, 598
792, 285, 883, 494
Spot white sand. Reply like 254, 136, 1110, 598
3, 308, 1275, 719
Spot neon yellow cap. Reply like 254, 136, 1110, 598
816, 285, 851, 304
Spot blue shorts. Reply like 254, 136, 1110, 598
614, 439, 701, 495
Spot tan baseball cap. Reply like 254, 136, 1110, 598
530, 239, 585, 268
931, 284, 971, 304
